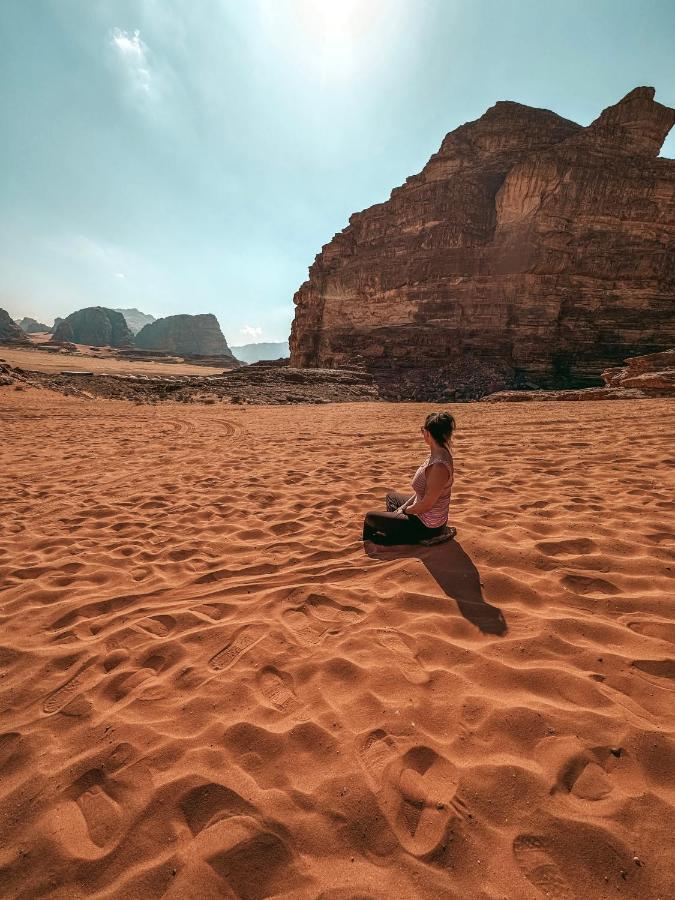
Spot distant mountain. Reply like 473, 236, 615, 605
16, 316, 51, 333
52, 307, 134, 347
114, 308, 156, 335
136, 313, 237, 361
230, 341, 289, 364
0, 308, 30, 345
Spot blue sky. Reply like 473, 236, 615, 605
1, 0, 673, 343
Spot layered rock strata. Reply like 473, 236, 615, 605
52, 307, 134, 348
484, 348, 675, 401
290, 87, 675, 398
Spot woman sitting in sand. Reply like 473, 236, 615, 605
362, 411, 456, 546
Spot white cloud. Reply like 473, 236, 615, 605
110, 28, 151, 93
115, 272, 126, 279
241, 325, 263, 339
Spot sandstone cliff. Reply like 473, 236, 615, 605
135, 313, 237, 361
0, 308, 30, 345
52, 307, 134, 348
290, 87, 675, 398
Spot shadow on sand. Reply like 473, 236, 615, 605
364, 539, 507, 636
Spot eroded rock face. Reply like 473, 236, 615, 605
290, 87, 675, 399
52, 307, 134, 348
135, 314, 236, 361
601, 348, 675, 393
0, 308, 30, 345
485, 348, 675, 401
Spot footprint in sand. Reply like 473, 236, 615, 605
102, 667, 158, 703
136, 614, 176, 637
513, 835, 573, 899
68, 768, 121, 847
257, 667, 298, 711
536, 538, 596, 556
376, 630, 430, 685
269, 521, 303, 536
631, 658, 675, 685
194, 603, 235, 622
43, 670, 95, 715
357, 730, 458, 856
551, 746, 623, 802
207, 828, 307, 899
209, 624, 268, 671
626, 620, 675, 645
305, 593, 364, 623
282, 594, 362, 646
560, 574, 621, 596
180, 782, 255, 835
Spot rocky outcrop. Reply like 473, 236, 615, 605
113, 308, 156, 334
0, 362, 375, 404
52, 307, 134, 348
0, 308, 30, 345
17, 317, 51, 333
135, 314, 237, 362
601, 348, 675, 394
290, 87, 675, 399
485, 348, 675, 401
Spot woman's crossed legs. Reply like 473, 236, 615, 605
362, 489, 444, 546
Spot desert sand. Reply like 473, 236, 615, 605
0, 346, 226, 378
0, 389, 673, 899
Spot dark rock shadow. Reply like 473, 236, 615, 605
364, 539, 507, 636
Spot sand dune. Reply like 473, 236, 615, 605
0, 389, 673, 898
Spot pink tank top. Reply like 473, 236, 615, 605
411, 450, 453, 528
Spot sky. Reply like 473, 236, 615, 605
1, 0, 673, 343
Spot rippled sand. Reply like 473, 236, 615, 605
1, 389, 673, 898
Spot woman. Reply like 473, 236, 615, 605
362, 411, 456, 546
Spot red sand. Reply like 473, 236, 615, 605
0, 389, 673, 898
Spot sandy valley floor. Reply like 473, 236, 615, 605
0, 389, 673, 899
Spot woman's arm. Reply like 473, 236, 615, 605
394, 495, 415, 514
405, 463, 450, 516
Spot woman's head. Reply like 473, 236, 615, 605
422, 411, 455, 450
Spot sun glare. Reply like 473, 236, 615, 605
258, 0, 398, 82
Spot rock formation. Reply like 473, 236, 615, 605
290, 87, 675, 399
484, 348, 674, 401
17, 317, 51, 333
0, 308, 30, 345
52, 307, 134, 348
114, 308, 156, 335
601, 348, 675, 394
135, 314, 237, 362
